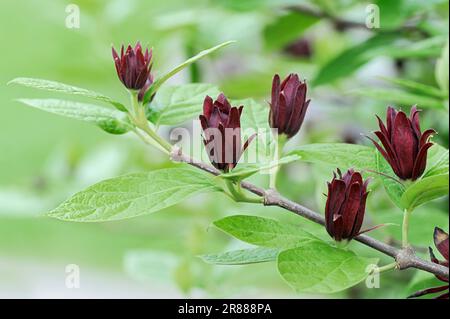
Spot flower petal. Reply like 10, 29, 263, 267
367, 134, 401, 177
203, 96, 214, 120
341, 182, 363, 238
434, 227, 449, 261
350, 190, 369, 238
408, 285, 449, 298
386, 106, 397, 137
411, 142, 433, 180
392, 111, 416, 179
419, 128, 436, 148
325, 179, 346, 238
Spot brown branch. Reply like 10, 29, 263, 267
171, 150, 449, 280
285, 4, 367, 30
285, 4, 426, 34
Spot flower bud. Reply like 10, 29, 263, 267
431, 227, 449, 282
269, 73, 310, 138
325, 169, 369, 242
199, 93, 254, 172
112, 42, 153, 90
368, 106, 436, 181
409, 227, 448, 299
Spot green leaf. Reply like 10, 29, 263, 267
47, 168, 222, 222
313, 33, 397, 86
375, 0, 410, 30
143, 41, 235, 104
289, 143, 376, 171
213, 215, 318, 249
435, 40, 449, 96
234, 98, 275, 162
9, 77, 127, 112
424, 145, 449, 177
147, 83, 220, 126
264, 12, 319, 50
379, 77, 446, 99
400, 174, 449, 211
16, 98, 132, 135
375, 150, 405, 208
277, 240, 378, 294
386, 36, 446, 59
313, 35, 446, 86
220, 155, 300, 182
350, 88, 444, 109
200, 247, 279, 265
235, 98, 270, 131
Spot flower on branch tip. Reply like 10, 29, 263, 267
408, 227, 449, 299
269, 73, 310, 138
112, 42, 153, 91
368, 105, 436, 181
199, 93, 255, 172
325, 169, 370, 242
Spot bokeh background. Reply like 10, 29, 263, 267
0, 0, 448, 298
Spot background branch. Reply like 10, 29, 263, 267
285, 4, 426, 34
171, 150, 449, 280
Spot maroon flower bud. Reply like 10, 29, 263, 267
368, 106, 436, 181
199, 93, 255, 172
284, 38, 313, 59
112, 42, 153, 90
325, 169, 370, 242
269, 73, 310, 138
408, 227, 448, 299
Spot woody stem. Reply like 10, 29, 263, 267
168, 151, 449, 280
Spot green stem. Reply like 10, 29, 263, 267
140, 123, 173, 154
225, 180, 263, 204
129, 91, 172, 154
269, 134, 287, 189
371, 262, 397, 275
402, 208, 413, 248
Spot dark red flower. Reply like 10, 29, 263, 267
112, 42, 153, 90
269, 73, 310, 138
199, 93, 254, 172
368, 106, 436, 181
325, 169, 370, 242
408, 227, 449, 299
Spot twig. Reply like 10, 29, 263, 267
171, 150, 449, 280
285, 4, 426, 34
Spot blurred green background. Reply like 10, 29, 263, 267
0, 0, 448, 298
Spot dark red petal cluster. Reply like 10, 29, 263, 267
269, 73, 310, 138
199, 93, 254, 172
325, 169, 370, 242
112, 42, 153, 90
368, 106, 436, 181
409, 228, 449, 299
